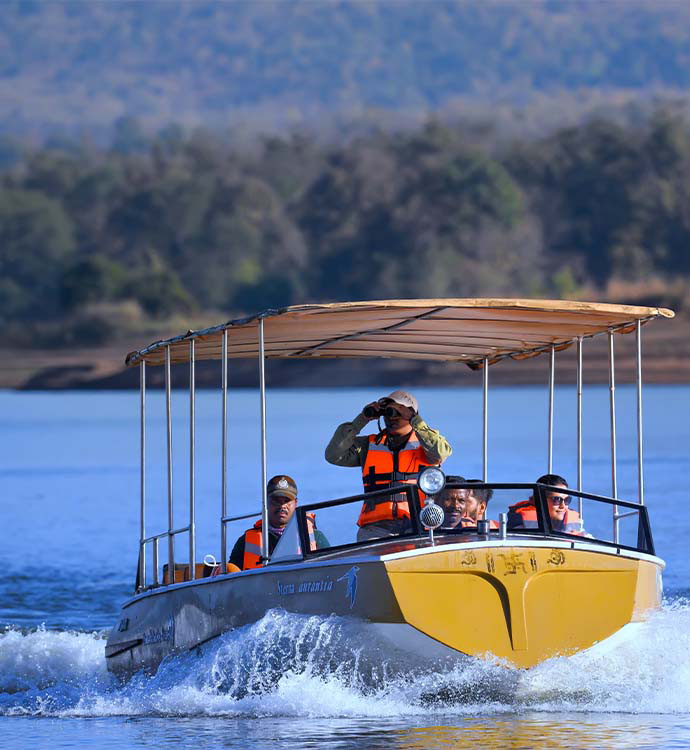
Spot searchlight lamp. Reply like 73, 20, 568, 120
417, 466, 446, 497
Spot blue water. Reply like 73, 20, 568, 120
1, 386, 689, 749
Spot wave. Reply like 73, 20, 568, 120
2, 599, 690, 718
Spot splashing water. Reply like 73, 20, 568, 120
2, 600, 690, 719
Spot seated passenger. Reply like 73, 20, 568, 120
229, 475, 329, 570
438, 475, 467, 528
508, 474, 583, 534
439, 477, 497, 528
462, 479, 495, 526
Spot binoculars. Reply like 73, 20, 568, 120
363, 403, 399, 419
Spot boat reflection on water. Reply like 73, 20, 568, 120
380, 717, 669, 750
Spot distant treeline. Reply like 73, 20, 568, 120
2, 111, 689, 346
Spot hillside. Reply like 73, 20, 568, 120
3, 1, 690, 137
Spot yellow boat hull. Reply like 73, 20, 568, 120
384, 544, 662, 668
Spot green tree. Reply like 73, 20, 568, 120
0, 188, 74, 320
60, 254, 128, 310
123, 251, 195, 316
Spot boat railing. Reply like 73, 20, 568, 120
139, 526, 191, 587
304, 484, 422, 552
137, 508, 264, 590
288, 481, 654, 560
532, 483, 655, 554
436, 481, 655, 553
220, 509, 266, 536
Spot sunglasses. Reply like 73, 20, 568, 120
547, 495, 571, 506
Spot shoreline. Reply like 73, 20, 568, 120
3, 311, 688, 390
4, 345, 689, 393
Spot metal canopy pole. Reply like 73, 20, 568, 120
608, 331, 619, 542
547, 344, 555, 473
636, 321, 645, 506
258, 319, 269, 560
165, 345, 175, 582
482, 356, 488, 482
139, 360, 146, 591
576, 337, 583, 517
221, 329, 228, 565
189, 339, 196, 580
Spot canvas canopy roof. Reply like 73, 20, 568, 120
125, 298, 674, 370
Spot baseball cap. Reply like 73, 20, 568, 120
267, 474, 298, 500
384, 390, 418, 413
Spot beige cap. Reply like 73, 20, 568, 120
384, 390, 418, 413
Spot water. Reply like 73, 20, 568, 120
1, 386, 689, 748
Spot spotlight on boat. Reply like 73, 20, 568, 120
417, 466, 446, 497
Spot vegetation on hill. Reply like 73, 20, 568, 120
3, 1, 690, 136
1, 110, 689, 348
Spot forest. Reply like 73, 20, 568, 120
2, 109, 689, 349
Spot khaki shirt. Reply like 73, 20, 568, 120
325, 412, 452, 468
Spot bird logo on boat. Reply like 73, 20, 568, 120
337, 566, 360, 609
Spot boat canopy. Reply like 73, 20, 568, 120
125, 298, 674, 369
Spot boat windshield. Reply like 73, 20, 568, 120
270, 515, 304, 563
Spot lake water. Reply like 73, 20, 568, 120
1, 386, 689, 749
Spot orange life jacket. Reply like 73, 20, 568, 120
507, 500, 583, 534
242, 514, 318, 569
358, 431, 436, 527
557, 508, 583, 534
507, 500, 540, 530
459, 518, 500, 529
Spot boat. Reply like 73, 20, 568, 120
105, 298, 674, 678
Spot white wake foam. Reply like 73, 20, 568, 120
0, 626, 108, 694
2, 600, 689, 718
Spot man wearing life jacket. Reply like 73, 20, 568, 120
229, 475, 329, 570
507, 473, 584, 534
325, 390, 452, 541
439, 477, 498, 529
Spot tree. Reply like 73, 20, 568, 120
60, 254, 128, 310
0, 188, 74, 320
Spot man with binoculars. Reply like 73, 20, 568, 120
325, 390, 452, 541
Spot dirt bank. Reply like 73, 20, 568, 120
3, 311, 688, 390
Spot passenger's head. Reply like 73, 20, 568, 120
535, 474, 570, 523
266, 474, 298, 528
438, 475, 467, 527
381, 390, 418, 435
463, 479, 494, 521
